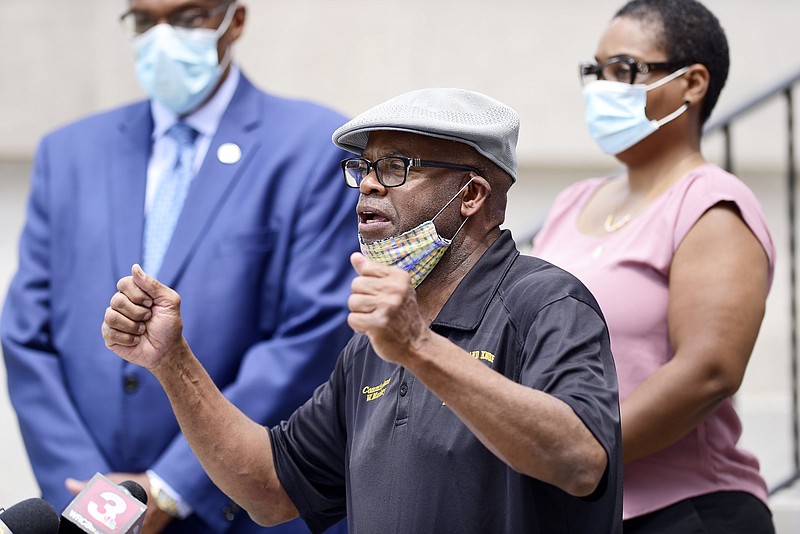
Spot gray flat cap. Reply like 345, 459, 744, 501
332, 88, 519, 182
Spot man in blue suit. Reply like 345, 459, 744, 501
0, 1, 356, 532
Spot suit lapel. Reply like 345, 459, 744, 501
156, 76, 263, 287
109, 103, 152, 280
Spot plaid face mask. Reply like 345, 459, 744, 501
359, 178, 473, 288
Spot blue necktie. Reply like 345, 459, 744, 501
143, 123, 199, 277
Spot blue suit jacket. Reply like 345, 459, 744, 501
1, 74, 358, 533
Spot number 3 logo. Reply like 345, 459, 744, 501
88, 491, 127, 529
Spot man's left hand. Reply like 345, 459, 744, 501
347, 252, 431, 365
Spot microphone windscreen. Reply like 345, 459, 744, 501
59, 473, 146, 534
117, 481, 147, 506
0, 497, 60, 533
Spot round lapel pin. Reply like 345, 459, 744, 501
217, 143, 242, 164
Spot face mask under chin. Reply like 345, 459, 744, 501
359, 177, 474, 288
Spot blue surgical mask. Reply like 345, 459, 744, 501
582, 66, 690, 155
132, 5, 236, 115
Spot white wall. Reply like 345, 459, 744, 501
2, 0, 799, 169
2, 1, 800, 529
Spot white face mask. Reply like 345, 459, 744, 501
582, 66, 690, 155
132, 5, 236, 115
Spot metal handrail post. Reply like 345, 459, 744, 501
769, 88, 800, 495
787, 88, 799, 474
723, 124, 733, 173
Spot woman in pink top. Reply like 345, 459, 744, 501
532, 0, 775, 532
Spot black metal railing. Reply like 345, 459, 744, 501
520, 68, 800, 493
703, 67, 800, 495
522, 68, 800, 494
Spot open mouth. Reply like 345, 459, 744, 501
359, 211, 390, 224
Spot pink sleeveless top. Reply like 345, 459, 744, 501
532, 164, 775, 519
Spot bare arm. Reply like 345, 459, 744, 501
102, 265, 298, 526
620, 204, 770, 463
347, 253, 608, 497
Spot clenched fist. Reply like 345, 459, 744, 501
102, 264, 185, 372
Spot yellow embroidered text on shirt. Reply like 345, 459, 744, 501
469, 350, 495, 364
362, 377, 392, 402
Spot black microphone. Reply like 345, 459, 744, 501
0, 497, 60, 534
116, 481, 147, 507
58, 474, 147, 533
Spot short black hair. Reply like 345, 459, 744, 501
615, 0, 729, 124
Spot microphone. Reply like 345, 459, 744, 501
115, 482, 146, 508
59, 474, 146, 533
0, 497, 60, 533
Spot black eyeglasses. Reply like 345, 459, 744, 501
119, 1, 234, 39
579, 55, 686, 85
341, 156, 480, 188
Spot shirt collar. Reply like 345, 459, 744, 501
150, 63, 242, 141
432, 230, 519, 330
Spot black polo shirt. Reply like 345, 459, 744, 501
270, 230, 622, 533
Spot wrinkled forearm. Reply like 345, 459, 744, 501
404, 333, 607, 497
151, 338, 299, 525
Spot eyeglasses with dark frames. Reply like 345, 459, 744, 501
341, 156, 480, 188
579, 55, 686, 85
119, 1, 234, 39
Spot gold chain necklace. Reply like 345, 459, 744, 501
603, 154, 705, 234
603, 213, 632, 233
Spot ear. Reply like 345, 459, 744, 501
460, 174, 491, 217
683, 63, 709, 108
218, 5, 246, 62
220, 4, 247, 46
229, 4, 246, 42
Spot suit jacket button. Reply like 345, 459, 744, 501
222, 502, 241, 521
123, 374, 139, 393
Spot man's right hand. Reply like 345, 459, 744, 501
104, 269, 300, 528
102, 264, 184, 371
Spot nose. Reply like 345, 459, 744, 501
358, 168, 387, 195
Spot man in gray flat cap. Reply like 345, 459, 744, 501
101, 88, 623, 533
